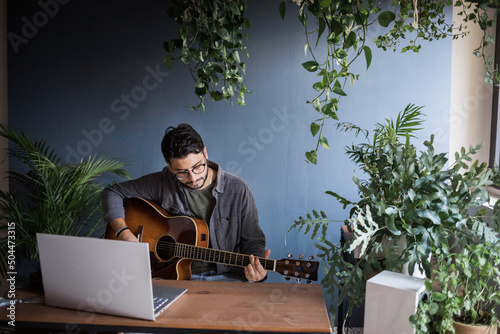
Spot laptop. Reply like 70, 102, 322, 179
36, 233, 187, 321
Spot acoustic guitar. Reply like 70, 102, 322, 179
104, 197, 319, 282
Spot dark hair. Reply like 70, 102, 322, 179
161, 123, 205, 163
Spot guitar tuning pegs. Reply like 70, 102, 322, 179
298, 254, 304, 259
287, 253, 293, 258
296, 278, 302, 283
308, 255, 314, 260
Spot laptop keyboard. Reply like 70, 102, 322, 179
153, 296, 170, 314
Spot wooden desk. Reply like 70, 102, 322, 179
0, 280, 332, 333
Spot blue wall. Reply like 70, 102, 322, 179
7, 0, 452, 322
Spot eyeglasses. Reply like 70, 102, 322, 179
174, 160, 207, 180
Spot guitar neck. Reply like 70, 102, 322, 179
175, 242, 277, 271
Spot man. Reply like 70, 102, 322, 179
101, 123, 270, 282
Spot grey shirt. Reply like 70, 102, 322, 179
101, 160, 266, 279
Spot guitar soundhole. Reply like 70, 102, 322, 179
155, 235, 176, 262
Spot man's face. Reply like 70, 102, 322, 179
168, 149, 209, 190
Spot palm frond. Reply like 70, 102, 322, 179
374, 104, 425, 146
0, 124, 130, 278
0, 124, 60, 166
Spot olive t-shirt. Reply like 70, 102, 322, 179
183, 182, 216, 274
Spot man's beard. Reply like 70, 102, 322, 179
185, 171, 208, 190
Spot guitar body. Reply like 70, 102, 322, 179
104, 197, 209, 280
105, 197, 320, 282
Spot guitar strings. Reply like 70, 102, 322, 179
154, 240, 273, 269
152, 239, 316, 280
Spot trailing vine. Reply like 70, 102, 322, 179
280, 0, 385, 164
164, 0, 500, 162
164, 0, 251, 112
378, 1, 500, 85
281, 0, 500, 164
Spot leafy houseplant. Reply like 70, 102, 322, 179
0, 124, 130, 280
164, 0, 251, 112
290, 104, 500, 321
410, 240, 500, 333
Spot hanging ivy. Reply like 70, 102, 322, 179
280, 0, 392, 164
280, 0, 500, 164
164, 0, 251, 112
163, 0, 500, 161
377, 1, 500, 85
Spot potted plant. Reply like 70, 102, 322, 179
0, 124, 130, 282
410, 238, 500, 333
290, 104, 500, 323
164, 0, 251, 112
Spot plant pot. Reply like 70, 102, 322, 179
449, 320, 498, 334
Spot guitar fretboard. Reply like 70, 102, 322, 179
174, 242, 277, 271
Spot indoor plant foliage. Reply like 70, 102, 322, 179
378, 0, 500, 85
410, 240, 500, 333
163, 0, 500, 163
280, 0, 389, 165
0, 124, 130, 278
164, 0, 251, 112
279, 0, 500, 164
290, 104, 500, 320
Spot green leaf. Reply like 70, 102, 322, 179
313, 81, 327, 91
364, 46, 372, 69
219, 28, 230, 41
210, 91, 224, 101
302, 60, 319, 72
378, 11, 396, 28
164, 55, 174, 69
334, 48, 348, 59
418, 210, 441, 225
319, 137, 330, 150
386, 215, 401, 235
179, 26, 188, 40
431, 291, 446, 302
332, 86, 347, 96
233, 50, 241, 63
279, 1, 286, 21
312, 98, 322, 112
306, 150, 318, 165
195, 85, 208, 96
428, 302, 439, 315
316, 17, 326, 47
318, 0, 331, 8
344, 31, 357, 49
163, 40, 176, 53
310, 122, 321, 137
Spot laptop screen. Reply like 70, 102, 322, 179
37, 233, 158, 320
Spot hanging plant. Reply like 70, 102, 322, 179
377, 0, 500, 85
164, 0, 251, 112
280, 0, 500, 164
455, 0, 500, 85
279, 0, 402, 164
